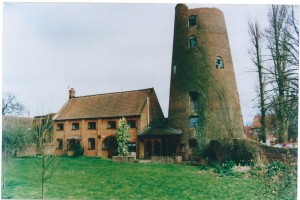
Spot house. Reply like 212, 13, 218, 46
53, 88, 166, 158
251, 114, 277, 144
244, 126, 252, 140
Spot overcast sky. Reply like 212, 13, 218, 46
3, 2, 291, 124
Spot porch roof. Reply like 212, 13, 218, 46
138, 118, 182, 136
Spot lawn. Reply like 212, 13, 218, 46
2, 157, 262, 199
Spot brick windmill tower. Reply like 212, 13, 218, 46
168, 4, 245, 159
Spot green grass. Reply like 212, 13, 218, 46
2, 157, 262, 199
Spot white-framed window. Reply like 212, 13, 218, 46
215, 56, 224, 69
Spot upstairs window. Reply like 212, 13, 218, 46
188, 35, 197, 48
88, 138, 96, 150
190, 92, 199, 113
190, 116, 199, 128
107, 121, 116, 129
215, 56, 224, 69
57, 139, 63, 149
72, 123, 80, 130
88, 122, 96, 130
57, 123, 64, 131
128, 120, 136, 128
188, 15, 197, 27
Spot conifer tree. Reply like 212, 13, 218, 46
116, 117, 131, 156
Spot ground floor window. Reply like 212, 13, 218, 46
128, 142, 136, 152
88, 138, 96, 150
57, 139, 63, 149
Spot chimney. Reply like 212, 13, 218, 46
69, 88, 75, 99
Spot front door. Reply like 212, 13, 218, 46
103, 136, 118, 158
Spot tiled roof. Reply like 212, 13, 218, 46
252, 114, 275, 129
54, 88, 153, 120
139, 118, 182, 136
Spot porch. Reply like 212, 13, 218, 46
138, 119, 182, 159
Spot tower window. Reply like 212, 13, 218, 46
188, 36, 197, 48
190, 92, 199, 113
215, 56, 224, 69
190, 116, 199, 128
172, 65, 176, 75
188, 15, 197, 27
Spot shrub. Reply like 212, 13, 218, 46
250, 162, 297, 199
202, 139, 257, 166
210, 161, 236, 176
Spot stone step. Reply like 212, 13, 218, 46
138, 159, 152, 163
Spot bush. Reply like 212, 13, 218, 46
250, 162, 297, 199
210, 161, 236, 176
202, 139, 257, 166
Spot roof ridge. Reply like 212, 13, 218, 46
74, 87, 153, 99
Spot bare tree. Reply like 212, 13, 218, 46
264, 5, 298, 143
248, 19, 267, 143
2, 92, 24, 116
248, 5, 298, 143
33, 114, 65, 199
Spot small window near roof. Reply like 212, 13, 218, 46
215, 56, 224, 69
72, 123, 79, 130
107, 121, 116, 129
57, 123, 64, 131
88, 122, 96, 129
128, 120, 136, 128
88, 138, 96, 150
188, 15, 197, 27
188, 36, 197, 48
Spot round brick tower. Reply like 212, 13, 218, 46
168, 4, 245, 160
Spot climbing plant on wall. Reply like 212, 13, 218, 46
116, 117, 131, 156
